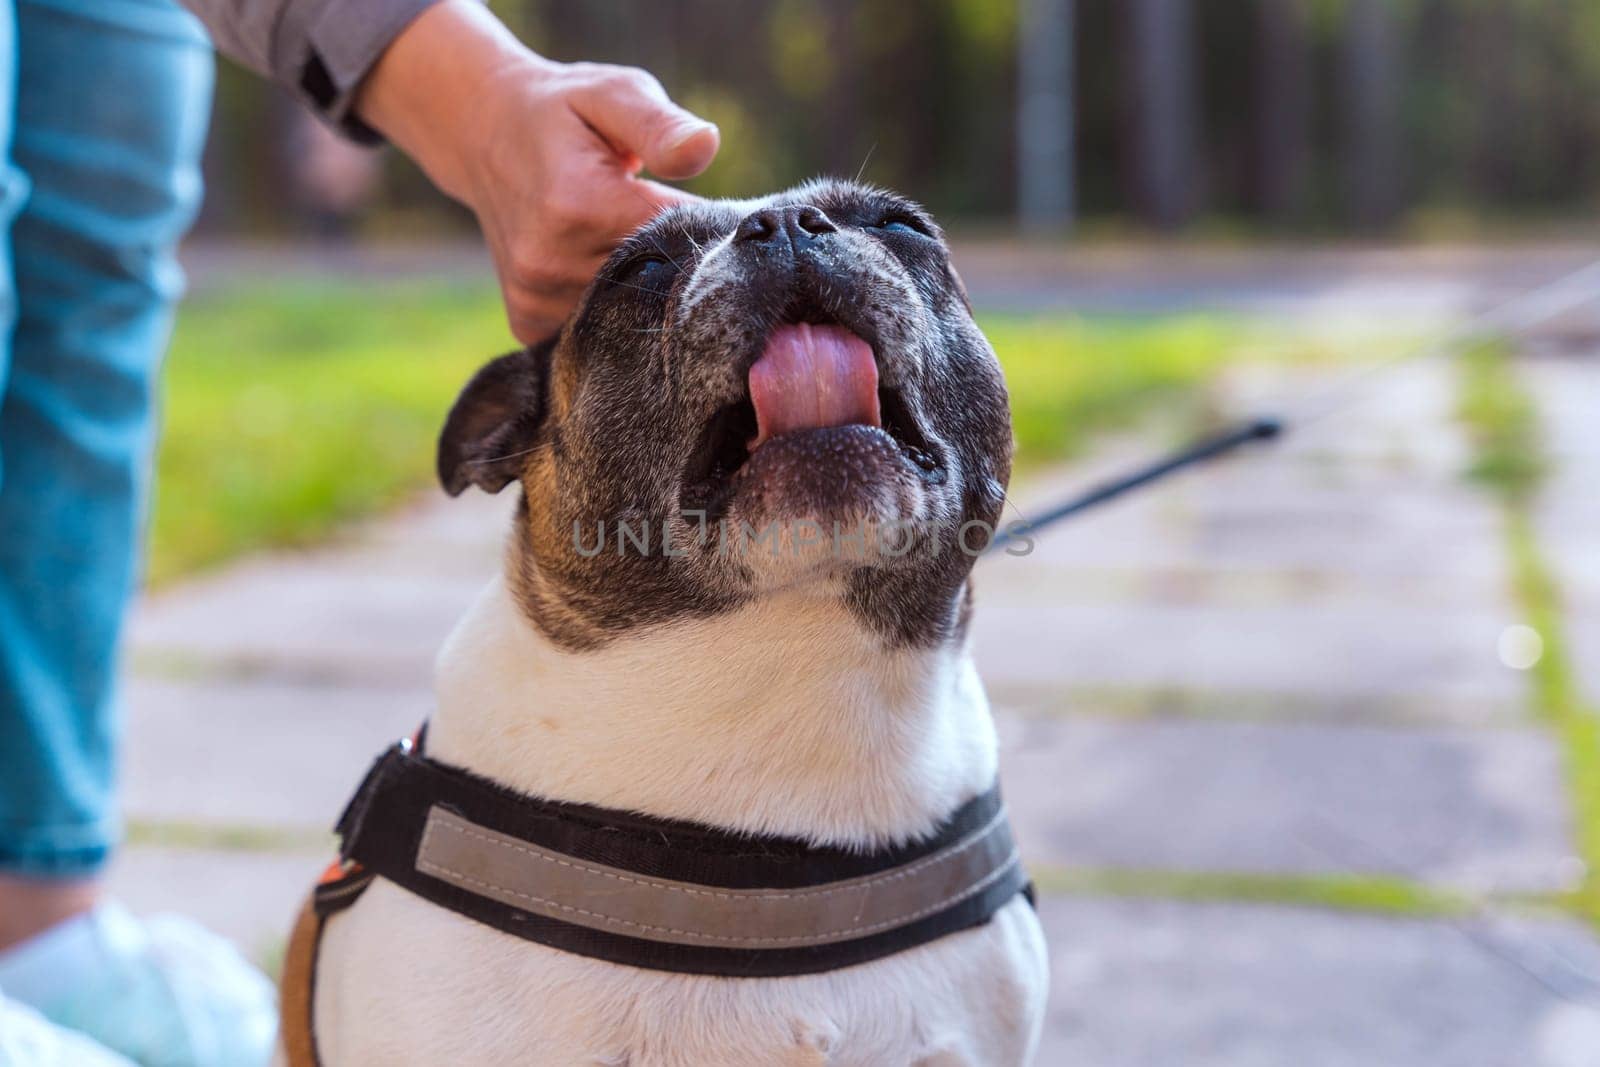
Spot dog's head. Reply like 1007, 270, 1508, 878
439, 179, 1012, 650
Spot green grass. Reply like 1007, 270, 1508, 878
126, 818, 333, 853
1456, 341, 1546, 503
1455, 339, 1600, 932
151, 282, 511, 584
152, 284, 1270, 584
985, 314, 1248, 466
1030, 865, 1480, 920
1508, 515, 1600, 928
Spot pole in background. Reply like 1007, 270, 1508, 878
1128, 0, 1198, 230
1017, 0, 1075, 233
1256, 0, 1312, 224
1342, 0, 1402, 230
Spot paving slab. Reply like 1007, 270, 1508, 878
974, 596, 1520, 717
977, 361, 1527, 722
982, 481, 1508, 606
998, 712, 1578, 893
1034, 895, 1600, 1067
122, 677, 428, 829
127, 492, 510, 686
106, 847, 325, 965
994, 361, 1509, 574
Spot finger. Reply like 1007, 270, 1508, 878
558, 174, 701, 258
572, 179, 695, 253
629, 177, 701, 213
497, 249, 599, 344
569, 67, 719, 181
507, 294, 570, 346
642, 121, 719, 180
508, 275, 587, 343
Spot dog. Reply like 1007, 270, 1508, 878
284, 179, 1048, 1066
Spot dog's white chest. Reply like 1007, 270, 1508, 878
313, 880, 1047, 1066
300, 581, 1049, 1065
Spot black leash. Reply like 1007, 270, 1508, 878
984, 416, 1284, 555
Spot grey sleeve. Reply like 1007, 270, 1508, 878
181, 0, 443, 141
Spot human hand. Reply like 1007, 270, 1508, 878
355, 1, 719, 342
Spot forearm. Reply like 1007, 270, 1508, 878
352, 1, 548, 202
180, 0, 444, 140
187, 0, 718, 343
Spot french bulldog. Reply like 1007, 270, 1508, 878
303, 179, 1048, 1066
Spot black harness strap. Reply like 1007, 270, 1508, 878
316, 737, 1031, 977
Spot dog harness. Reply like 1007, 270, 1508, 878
280, 729, 1031, 1066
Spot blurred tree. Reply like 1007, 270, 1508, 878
858, 0, 933, 195
194, 0, 1600, 237
1255, 0, 1312, 223
1126, 0, 1198, 229
1341, 0, 1401, 229
820, 0, 861, 179
941, 0, 1019, 216
1017, 0, 1075, 232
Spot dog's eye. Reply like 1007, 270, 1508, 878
615, 254, 675, 289
872, 212, 930, 237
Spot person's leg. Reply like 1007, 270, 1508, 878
0, 0, 73, 948
0, 3, 277, 1063
0, 0, 211, 889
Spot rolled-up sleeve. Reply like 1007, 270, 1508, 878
181, 0, 443, 142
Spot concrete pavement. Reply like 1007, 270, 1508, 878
113, 274, 1600, 1062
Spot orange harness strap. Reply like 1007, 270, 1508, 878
279, 891, 323, 1067
280, 857, 374, 1067
280, 726, 426, 1065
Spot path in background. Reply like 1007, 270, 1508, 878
182, 238, 1600, 325
979, 356, 1598, 1064
118, 251, 1600, 1063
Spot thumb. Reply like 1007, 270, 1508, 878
576, 178, 701, 257
570, 68, 720, 180
628, 177, 700, 215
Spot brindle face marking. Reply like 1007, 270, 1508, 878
438, 179, 1013, 650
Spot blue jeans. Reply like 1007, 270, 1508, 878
0, 0, 211, 876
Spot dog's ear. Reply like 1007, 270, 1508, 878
437, 343, 552, 496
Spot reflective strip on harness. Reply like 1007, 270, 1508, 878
414, 802, 1021, 950
322, 738, 1032, 978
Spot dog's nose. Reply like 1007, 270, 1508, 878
734, 205, 838, 246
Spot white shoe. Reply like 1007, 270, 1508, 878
0, 994, 137, 1066
0, 902, 276, 1067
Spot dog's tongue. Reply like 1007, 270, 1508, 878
747, 324, 879, 449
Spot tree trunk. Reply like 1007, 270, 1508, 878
1127, 0, 1198, 230
1255, 0, 1311, 224
821, 0, 860, 180
1017, 0, 1075, 233
1342, 0, 1402, 230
